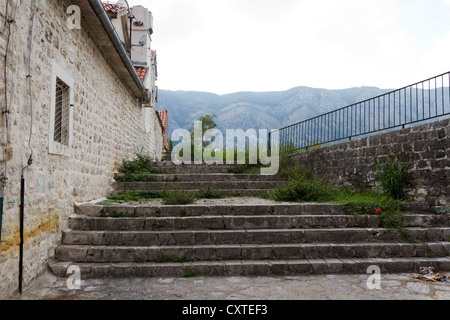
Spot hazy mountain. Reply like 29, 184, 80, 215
156, 86, 393, 138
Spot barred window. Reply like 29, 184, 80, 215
54, 78, 71, 145
49, 61, 74, 157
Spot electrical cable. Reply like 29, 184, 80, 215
23, 0, 37, 173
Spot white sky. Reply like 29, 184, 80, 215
125, 0, 450, 94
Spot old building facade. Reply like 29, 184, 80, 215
0, 0, 163, 298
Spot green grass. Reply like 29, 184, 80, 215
162, 188, 197, 205
107, 191, 165, 202
259, 165, 417, 241
135, 257, 146, 263
184, 267, 197, 277
196, 186, 225, 199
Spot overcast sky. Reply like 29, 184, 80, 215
124, 0, 450, 94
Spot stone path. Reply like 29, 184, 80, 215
17, 270, 450, 300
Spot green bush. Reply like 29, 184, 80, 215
119, 153, 158, 174
375, 154, 410, 200
162, 188, 197, 205
196, 186, 225, 199
269, 166, 334, 202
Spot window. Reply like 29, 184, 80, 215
49, 62, 74, 156
54, 78, 70, 145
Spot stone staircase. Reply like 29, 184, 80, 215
49, 153, 450, 278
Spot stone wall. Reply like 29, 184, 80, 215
285, 118, 449, 206
0, 0, 163, 298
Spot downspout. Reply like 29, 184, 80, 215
87, 0, 150, 104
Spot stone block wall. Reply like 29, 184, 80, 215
0, 0, 163, 297
285, 118, 449, 206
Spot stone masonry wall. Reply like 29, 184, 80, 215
285, 118, 449, 206
0, 0, 163, 298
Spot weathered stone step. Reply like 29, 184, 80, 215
48, 257, 450, 278
75, 202, 436, 218
62, 227, 450, 246
149, 162, 236, 168
76, 203, 347, 218
114, 173, 284, 182
68, 214, 450, 231
112, 180, 285, 191
55, 242, 450, 263
145, 165, 241, 174
110, 189, 269, 197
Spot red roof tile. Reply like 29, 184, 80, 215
157, 110, 168, 134
102, 2, 126, 16
165, 139, 171, 151
134, 66, 148, 82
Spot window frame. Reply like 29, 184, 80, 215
49, 61, 74, 157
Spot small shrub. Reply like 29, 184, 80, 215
375, 153, 410, 200
196, 186, 225, 199
184, 267, 197, 277
135, 257, 146, 263
269, 167, 334, 202
180, 208, 188, 217
162, 188, 196, 205
119, 153, 158, 175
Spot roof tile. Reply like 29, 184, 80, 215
157, 110, 168, 134
134, 66, 148, 82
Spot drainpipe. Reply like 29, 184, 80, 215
87, 0, 150, 104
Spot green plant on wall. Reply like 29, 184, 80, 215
374, 153, 410, 200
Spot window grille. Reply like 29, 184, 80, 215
54, 78, 71, 145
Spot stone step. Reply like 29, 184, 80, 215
114, 173, 284, 182
67, 214, 450, 231
55, 242, 450, 263
75, 203, 348, 218
144, 165, 241, 174
149, 162, 237, 168
75, 202, 436, 218
48, 257, 450, 278
110, 189, 268, 197
112, 181, 286, 191
61, 227, 450, 246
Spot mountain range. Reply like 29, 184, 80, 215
156, 86, 393, 138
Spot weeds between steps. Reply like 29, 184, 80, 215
119, 153, 160, 175
184, 267, 198, 277
104, 187, 226, 205
260, 162, 418, 243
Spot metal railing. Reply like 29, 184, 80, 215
271, 72, 450, 153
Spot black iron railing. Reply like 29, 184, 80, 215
271, 72, 450, 153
